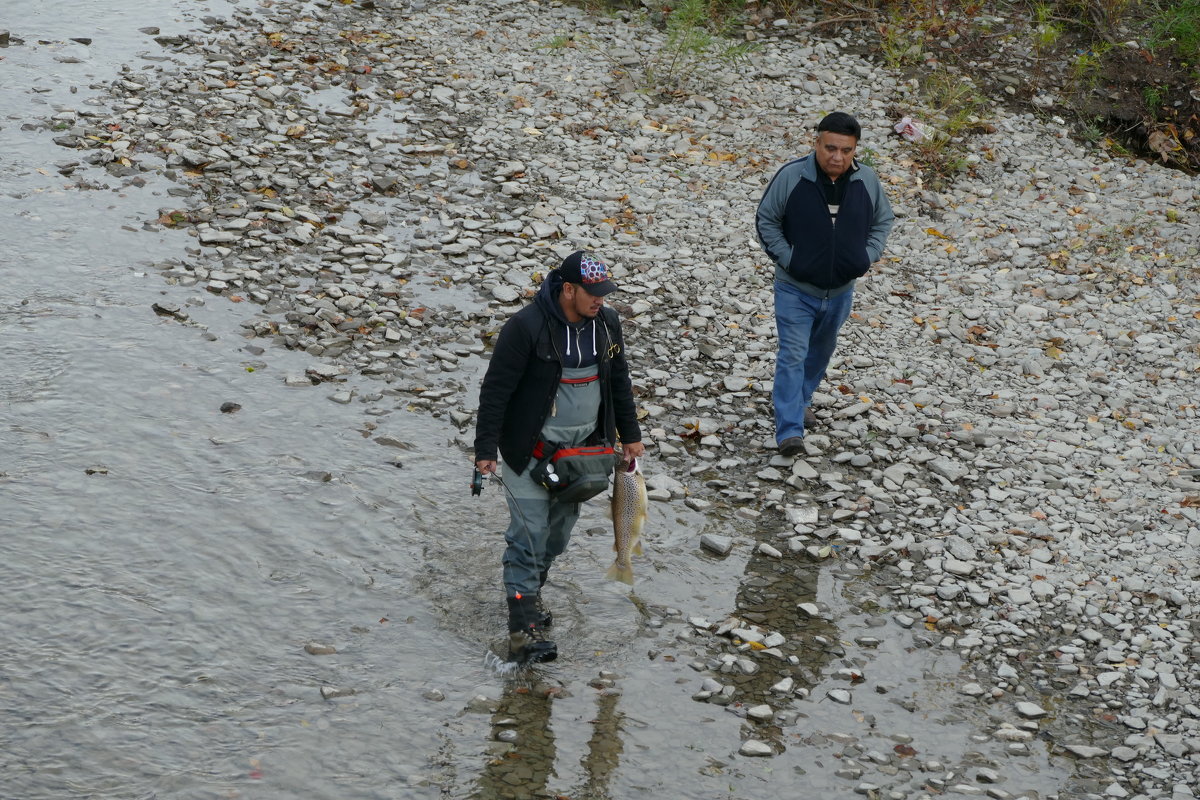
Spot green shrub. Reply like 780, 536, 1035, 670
1149, 0, 1200, 65
644, 0, 757, 90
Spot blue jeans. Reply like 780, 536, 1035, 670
773, 281, 854, 443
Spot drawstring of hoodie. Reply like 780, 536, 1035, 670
563, 320, 598, 368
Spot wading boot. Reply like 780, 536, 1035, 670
533, 595, 553, 629
506, 595, 557, 665
535, 568, 552, 629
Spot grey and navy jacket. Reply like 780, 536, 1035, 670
473, 269, 642, 474
755, 154, 895, 297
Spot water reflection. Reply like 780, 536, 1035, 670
570, 689, 623, 799
716, 512, 840, 753
471, 680, 558, 800
469, 675, 625, 800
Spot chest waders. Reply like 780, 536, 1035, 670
501, 364, 601, 663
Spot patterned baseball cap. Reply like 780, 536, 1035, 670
558, 250, 617, 296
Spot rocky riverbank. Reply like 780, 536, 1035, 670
30, 0, 1200, 795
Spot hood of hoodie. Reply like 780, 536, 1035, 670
535, 269, 600, 369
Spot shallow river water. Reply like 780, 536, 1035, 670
0, 2, 1075, 798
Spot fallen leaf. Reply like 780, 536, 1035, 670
1147, 128, 1180, 162
924, 227, 951, 240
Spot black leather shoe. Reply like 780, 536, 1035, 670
779, 437, 804, 457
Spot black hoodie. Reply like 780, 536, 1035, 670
474, 269, 642, 474
535, 268, 601, 370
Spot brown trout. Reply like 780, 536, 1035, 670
606, 457, 647, 584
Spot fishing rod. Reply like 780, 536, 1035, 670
472, 464, 518, 503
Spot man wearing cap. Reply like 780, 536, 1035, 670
756, 111, 895, 458
474, 250, 645, 664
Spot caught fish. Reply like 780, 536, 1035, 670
606, 457, 647, 585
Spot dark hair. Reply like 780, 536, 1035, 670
816, 111, 861, 140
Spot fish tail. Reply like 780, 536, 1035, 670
605, 560, 635, 585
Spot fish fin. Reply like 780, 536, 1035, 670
632, 538, 644, 556
605, 562, 635, 585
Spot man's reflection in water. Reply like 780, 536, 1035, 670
471, 680, 624, 800
569, 688, 623, 800
471, 682, 556, 800
723, 535, 842, 746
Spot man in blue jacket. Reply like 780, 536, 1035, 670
474, 250, 644, 664
755, 111, 895, 458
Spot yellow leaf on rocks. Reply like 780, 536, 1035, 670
913, 316, 924, 325
1045, 346, 1064, 359
924, 227, 951, 240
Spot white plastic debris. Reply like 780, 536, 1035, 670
894, 116, 928, 142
